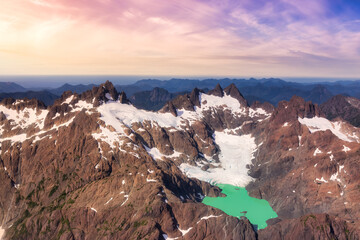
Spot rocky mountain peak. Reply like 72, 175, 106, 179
161, 88, 203, 112
79, 80, 120, 107
289, 95, 322, 118
223, 83, 248, 107
208, 83, 224, 97
271, 96, 322, 127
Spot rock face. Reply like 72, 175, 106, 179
0, 81, 360, 240
321, 94, 360, 127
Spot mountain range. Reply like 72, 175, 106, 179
2, 78, 360, 109
0, 81, 359, 239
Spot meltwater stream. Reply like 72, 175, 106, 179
202, 184, 278, 230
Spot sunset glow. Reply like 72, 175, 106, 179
1, 0, 360, 77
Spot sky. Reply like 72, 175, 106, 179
0, 0, 360, 78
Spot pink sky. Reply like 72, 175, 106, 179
0, 0, 360, 77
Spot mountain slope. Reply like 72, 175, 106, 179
0, 81, 359, 239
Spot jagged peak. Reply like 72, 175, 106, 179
77, 80, 129, 107
208, 84, 224, 97
189, 88, 202, 107
223, 83, 248, 107
0, 97, 46, 111
273, 95, 323, 125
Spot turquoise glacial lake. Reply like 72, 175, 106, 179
202, 184, 278, 230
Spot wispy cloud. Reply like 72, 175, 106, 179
0, 0, 359, 77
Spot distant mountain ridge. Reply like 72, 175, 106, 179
2, 78, 360, 108
0, 82, 27, 93
115, 78, 360, 105
0, 91, 59, 106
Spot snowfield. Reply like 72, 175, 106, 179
0, 105, 48, 130
179, 131, 256, 187
298, 117, 355, 142
97, 101, 182, 131
96, 92, 268, 136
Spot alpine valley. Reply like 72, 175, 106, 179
0, 81, 360, 240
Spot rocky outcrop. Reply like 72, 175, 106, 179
161, 88, 202, 112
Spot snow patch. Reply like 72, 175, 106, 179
92, 125, 124, 147
249, 107, 270, 117
73, 100, 93, 110
0, 105, 48, 130
196, 214, 222, 224
146, 178, 157, 183
200, 93, 245, 114
121, 195, 129, 206
90, 207, 97, 213
342, 145, 350, 152
315, 177, 328, 183
104, 197, 113, 205
298, 117, 354, 142
179, 227, 193, 236
313, 148, 322, 156
180, 132, 256, 187
145, 146, 181, 161
63, 95, 74, 104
